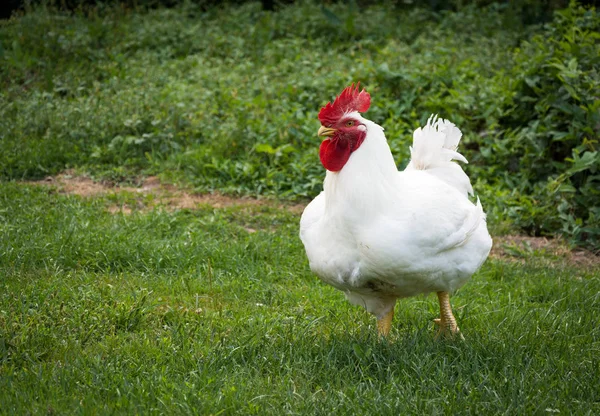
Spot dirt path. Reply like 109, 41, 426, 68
31, 171, 306, 214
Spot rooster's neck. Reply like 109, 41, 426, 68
323, 120, 399, 214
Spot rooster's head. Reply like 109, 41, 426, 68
317, 83, 371, 172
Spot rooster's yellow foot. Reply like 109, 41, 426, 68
433, 317, 464, 340
434, 291, 465, 340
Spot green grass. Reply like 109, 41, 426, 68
1, 182, 599, 414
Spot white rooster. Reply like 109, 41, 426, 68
300, 84, 492, 338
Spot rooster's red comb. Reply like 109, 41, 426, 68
318, 83, 371, 126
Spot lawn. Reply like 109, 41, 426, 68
1, 180, 599, 415
1, 0, 600, 414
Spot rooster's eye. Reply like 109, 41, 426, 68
345, 120, 355, 127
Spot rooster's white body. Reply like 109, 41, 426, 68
300, 112, 492, 326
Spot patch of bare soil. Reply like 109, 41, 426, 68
31, 171, 307, 214
36, 173, 107, 197
491, 235, 599, 268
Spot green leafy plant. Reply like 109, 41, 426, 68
480, 2, 600, 249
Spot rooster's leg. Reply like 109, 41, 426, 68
377, 307, 395, 337
434, 291, 464, 340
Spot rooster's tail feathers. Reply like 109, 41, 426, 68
407, 115, 473, 197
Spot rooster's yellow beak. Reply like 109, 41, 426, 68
318, 126, 336, 137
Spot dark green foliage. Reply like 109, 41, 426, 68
0, 1, 598, 248
480, 3, 600, 248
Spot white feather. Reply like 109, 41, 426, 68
406, 115, 473, 196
